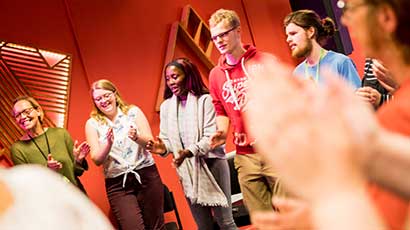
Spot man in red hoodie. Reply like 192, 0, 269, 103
208, 8, 281, 216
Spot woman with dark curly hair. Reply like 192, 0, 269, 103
147, 58, 237, 230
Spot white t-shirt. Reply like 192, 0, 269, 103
0, 165, 113, 230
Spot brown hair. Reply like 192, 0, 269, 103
284, 9, 336, 46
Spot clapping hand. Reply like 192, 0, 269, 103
246, 60, 378, 200
210, 130, 226, 149
172, 149, 193, 168
128, 125, 139, 142
373, 59, 398, 93
106, 127, 114, 145
47, 154, 63, 171
355, 86, 382, 108
73, 140, 90, 163
145, 136, 166, 155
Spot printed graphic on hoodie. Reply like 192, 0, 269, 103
221, 75, 248, 111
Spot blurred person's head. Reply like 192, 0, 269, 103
339, 0, 410, 63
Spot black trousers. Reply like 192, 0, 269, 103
105, 164, 165, 230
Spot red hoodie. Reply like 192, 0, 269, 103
209, 45, 276, 154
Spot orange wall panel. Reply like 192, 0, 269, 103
242, 0, 295, 65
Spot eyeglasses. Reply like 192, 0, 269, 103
337, 0, 368, 14
14, 107, 34, 119
93, 92, 114, 103
211, 26, 238, 42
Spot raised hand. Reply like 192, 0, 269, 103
145, 136, 166, 155
245, 60, 378, 200
106, 127, 114, 146
245, 61, 385, 229
355, 86, 382, 108
47, 154, 63, 171
128, 125, 139, 142
372, 59, 398, 93
73, 140, 90, 163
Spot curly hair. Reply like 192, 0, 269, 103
163, 58, 209, 100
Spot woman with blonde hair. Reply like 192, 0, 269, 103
85, 79, 164, 230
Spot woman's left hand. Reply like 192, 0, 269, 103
128, 125, 139, 142
73, 140, 90, 163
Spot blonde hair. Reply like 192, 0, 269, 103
209, 9, 241, 28
90, 79, 130, 125
12, 96, 44, 123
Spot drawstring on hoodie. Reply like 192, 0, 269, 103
224, 57, 249, 111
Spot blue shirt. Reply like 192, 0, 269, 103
294, 50, 361, 89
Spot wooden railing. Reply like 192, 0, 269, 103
155, 5, 215, 111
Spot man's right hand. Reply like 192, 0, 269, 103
210, 130, 226, 149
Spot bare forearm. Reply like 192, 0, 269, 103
92, 144, 111, 166
367, 130, 410, 199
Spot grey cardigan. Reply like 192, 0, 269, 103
159, 94, 226, 159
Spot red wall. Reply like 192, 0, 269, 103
0, 0, 364, 228
243, 0, 295, 65
0, 155, 13, 168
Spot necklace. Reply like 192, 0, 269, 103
28, 130, 50, 161
304, 48, 326, 83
